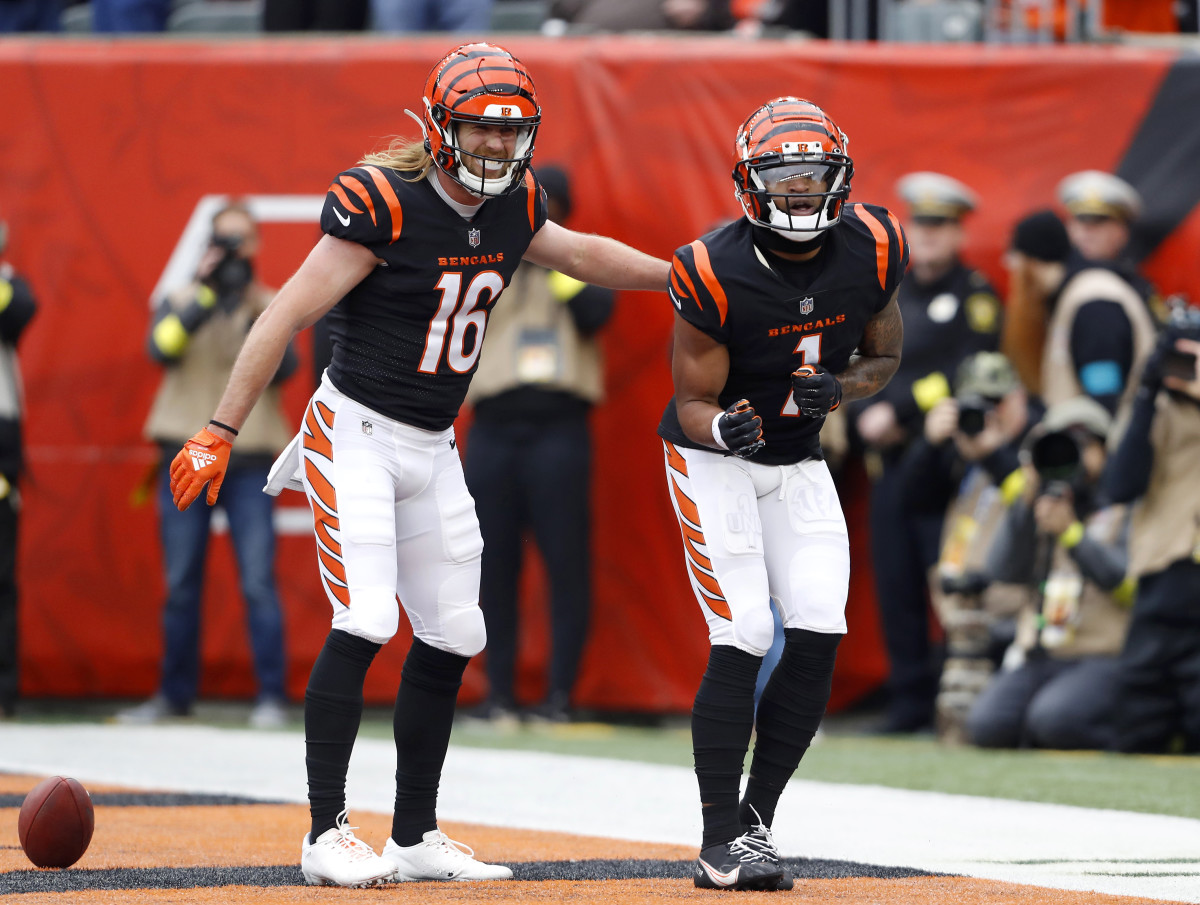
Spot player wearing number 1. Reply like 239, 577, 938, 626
167, 43, 669, 888
657, 97, 906, 890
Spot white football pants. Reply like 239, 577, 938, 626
663, 441, 849, 655
300, 375, 486, 656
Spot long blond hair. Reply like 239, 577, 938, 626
359, 137, 434, 182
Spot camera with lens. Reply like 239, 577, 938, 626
1028, 427, 1086, 488
956, 394, 993, 437
1160, 297, 1200, 381
206, 234, 253, 304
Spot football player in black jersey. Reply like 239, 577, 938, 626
169, 43, 670, 888
657, 97, 906, 890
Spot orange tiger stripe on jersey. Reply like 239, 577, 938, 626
854, 204, 891, 292
671, 258, 701, 308
524, 170, 536, 231
340, 174, 377, 226
328, 183, 363, 215
886, 210, 907, 257
304, 401, 334, 462
301, 449, 351, 606
689, 240, 729, 326
362, 166, 403, 243
304, 457, 338, 519
665, 441, 689, 477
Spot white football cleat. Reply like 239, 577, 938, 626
383, 829, 513, 882
301, 811, 394, 888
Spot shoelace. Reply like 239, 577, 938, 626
739, 806, 781, 860
327, 812, 380, 863
728, 834, 774, 864
428, 830, 476, 861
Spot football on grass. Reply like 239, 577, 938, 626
18, 776, 94, 868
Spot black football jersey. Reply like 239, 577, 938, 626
658, 204, 908, 465
320, 164, 548, 431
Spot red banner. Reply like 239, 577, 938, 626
1, 37, 1189, 711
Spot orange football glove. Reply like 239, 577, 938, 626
170, 428, 232, 510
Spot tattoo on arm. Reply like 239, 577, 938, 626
838, 290, 903, 402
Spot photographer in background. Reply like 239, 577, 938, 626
853, 172, 1002, 733
899, 352, 1034, 742
0, 214, 37, 719
968, 396, 1131, 751
1104, 301, 1200, 753
119, 201, 297, 728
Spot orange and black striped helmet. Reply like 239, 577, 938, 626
421, 43, 541, 197
732, 97, 853, 239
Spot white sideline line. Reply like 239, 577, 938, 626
1, 724, 1198, 903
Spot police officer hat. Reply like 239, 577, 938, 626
896, 172, 978, 222
955, 351, 1018, 399
1057, 170, 1141, 222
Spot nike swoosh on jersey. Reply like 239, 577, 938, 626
668, 286, 683, 310
334, 208, 351, 227
698, 857, 740, 887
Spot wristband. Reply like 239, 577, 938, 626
208, 419, 239, 437
711, 412, 729, 450
1058, 521, 1085, 549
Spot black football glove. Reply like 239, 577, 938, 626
791, 365, 842, 419
717, 399, 765, 459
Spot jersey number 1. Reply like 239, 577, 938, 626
780, 333, 822, 417
419, 271, 505, 374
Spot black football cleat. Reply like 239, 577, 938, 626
742, 810, 793, 890
694, 834, 784, 891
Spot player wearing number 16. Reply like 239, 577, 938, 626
169, 43, 669, 888
656, 98, 906, 890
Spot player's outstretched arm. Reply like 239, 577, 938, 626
523, 219, 669, 291
838, 288, 903, 403
171, 236, 378, 511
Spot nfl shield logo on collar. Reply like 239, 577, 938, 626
468, 228, 481, 248
799, 297, 814, 315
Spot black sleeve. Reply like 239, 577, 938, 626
0, 274, 37, 343
146, 292, 216, 365
1102, 388, 1157, 503
1069, 300, 1134, 415
986, 499, 1039, 584
564, 283, 616, 337
1068, 528, 1128, 592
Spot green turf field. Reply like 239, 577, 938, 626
385, 718, 1200, 822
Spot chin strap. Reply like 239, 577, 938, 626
751, 224, 827, 256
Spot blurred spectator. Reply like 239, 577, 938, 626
371, 0, 492, 32
851, 172, 1001, 733
1002, 171, 1158, 417
0, 0, 62, 31
545, 0, 733, 32
1103, 301, 1200, 753
118, 202, 296, 729
263, 0, 368, 30
92, 0, 169, 31
899, 352, 1034, 742
463, 166, 615, 724
967, 396, 1130, 750
0, 214, 38, 719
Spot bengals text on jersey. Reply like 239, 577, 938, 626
320, 163, 548, 431
658, 204, 908, 465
